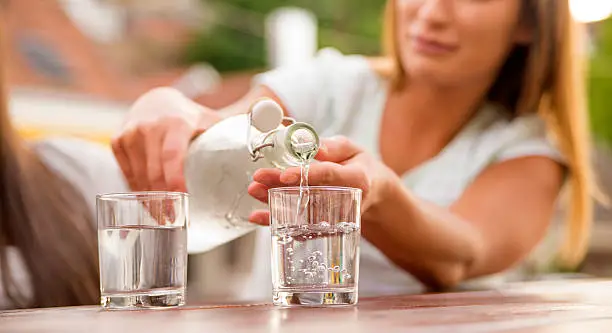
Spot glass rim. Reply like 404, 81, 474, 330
268, 186, 362, 195
96, 191, 188, 201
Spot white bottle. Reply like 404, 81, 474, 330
184, 98, 319, 254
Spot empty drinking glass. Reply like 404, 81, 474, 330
269, 186, 361, 306
97, 192, 188, 310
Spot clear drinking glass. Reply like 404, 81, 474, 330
97, 192, 188, 310
269, 186, 362, 306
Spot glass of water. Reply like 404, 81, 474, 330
97, 192, 188, 310
269, 186, 362, 306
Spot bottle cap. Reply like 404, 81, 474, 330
250, 99, 284, 132
290, 127, 318, 155
284, 123, 319, 161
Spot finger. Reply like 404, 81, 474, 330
247, 182, 270, 203
161, 120, 192, 193
144, 124, 166, 191
280, 162, 369, 192
111, 136, 136, 190
144, 197, 176, 226
121, 127, 149, 191
276, 167, 301, 185
278, 162, 342, 186
248, 210, 270, 226
252, 168, 284, 188
315, 136, 362, 163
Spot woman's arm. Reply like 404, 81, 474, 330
249, 138, 565, 290
112, 85, 285, 192
216, 86, 287, 117
364, 156, 564, 289
113, 49, 352, 192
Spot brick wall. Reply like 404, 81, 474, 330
4, 0, 134, 100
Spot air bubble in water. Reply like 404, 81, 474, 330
299, 260, 304, 264
308, 255, 316, 262
313, 251, 323, 256
341, 268, 348, 274
317, 265, 327, 271
337, 222, 357, 233
287, 227, 302, 237
332, 266, 340, 273
277, 235, 293, 245
312, 261, 319, 267
319, 221, 331, 228
286, 248, 294, 255
343, 274, 352, 279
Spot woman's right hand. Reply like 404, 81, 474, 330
112, 87, 222, 192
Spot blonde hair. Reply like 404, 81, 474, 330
381, 0, 594, 270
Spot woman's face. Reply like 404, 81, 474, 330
395, 0, 531, 86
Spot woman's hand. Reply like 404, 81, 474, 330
247, 136, 397, 225
112, 87, 222, 192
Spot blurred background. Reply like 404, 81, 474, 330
4, 0, 612, 302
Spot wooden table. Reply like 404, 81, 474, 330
3, 280, 612, 332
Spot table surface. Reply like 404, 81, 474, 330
3, 279, 612, 332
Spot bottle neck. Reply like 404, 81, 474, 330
254, 122, 319, 169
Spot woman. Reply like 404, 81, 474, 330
0, 22, 127, 307
113, 0, 593, 294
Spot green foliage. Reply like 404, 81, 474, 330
589, 19, 612, 147
184, 27, 267, 72
183, 0, 386, 72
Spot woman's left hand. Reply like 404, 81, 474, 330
247, 136, 396, 225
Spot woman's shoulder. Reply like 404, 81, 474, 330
255, 47, 387, 131
33, 137, 128, 212
256, 47, 382, 89
467, 104, 565, 164
310, 48, 387, 87
311, 47, 373, 71
410, 104, 565, 206
34, 137, 117, 173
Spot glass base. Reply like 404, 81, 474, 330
101, 288, 185, 310
273, 288, 357, 307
